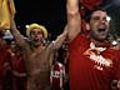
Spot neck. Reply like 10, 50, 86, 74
90, 38, 107, 47
30, 40, 42, 47
34, 42, 43, 48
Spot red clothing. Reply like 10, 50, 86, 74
68, 34, 120, 90
80, 0, 103, 10
8, 52, 27, 90
9, 52, 26, 74
0, 47, 8, 76
50, 62, 65, 90
0, 46, 10, 90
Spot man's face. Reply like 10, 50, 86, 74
30, 28, 44, 43
90, 10, 110, 41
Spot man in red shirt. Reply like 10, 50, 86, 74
66, 0, 120, 90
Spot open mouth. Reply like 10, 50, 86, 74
34, 37, 39, 41
98, 28, 106, 32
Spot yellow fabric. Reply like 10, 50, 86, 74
0, 0, 16, 30
26, 23, 48, 39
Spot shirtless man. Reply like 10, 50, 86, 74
10, 18, 68, 90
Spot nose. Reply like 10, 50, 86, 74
34, 32, 40, 36
99, 19, 106, 25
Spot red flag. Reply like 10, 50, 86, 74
80, 0, 103, 10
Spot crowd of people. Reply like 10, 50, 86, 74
0, 0, 120, 90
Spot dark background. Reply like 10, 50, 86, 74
14, 0, 120, 40
14, 0, 67, 40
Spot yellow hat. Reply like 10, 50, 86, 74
26, 23, 48, 38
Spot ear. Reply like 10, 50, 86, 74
86, 23, 90, 31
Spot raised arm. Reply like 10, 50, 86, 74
47, 25, 67, 53
47, 26, 68, 66
67, 0, 81, 42
10, 18, 27, 47
53, 26, 68, 50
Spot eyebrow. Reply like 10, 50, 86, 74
31, 30, 41, 32
91, 16, 107, 20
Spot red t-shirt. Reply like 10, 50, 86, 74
68, 34, 120, 90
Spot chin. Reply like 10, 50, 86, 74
97, 36, 107, 41
34, 42, 41, 47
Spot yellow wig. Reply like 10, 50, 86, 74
26, 23, 48, 38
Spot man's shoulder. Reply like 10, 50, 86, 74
69, 33, 90, 45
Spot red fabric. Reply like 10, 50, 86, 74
51, 62, 64, 90
0, 45, 10, 90
68, 34, 120, 90
52, 63, 61, 89
80, 0, 103, 10
8, 52, 27, 90
0, 46, 9, 77
12, 76, 27, 90
9, 53, 26, 73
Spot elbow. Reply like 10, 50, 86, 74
67, 4, 79, 18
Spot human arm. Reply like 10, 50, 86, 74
52, 26, 68, 50
67, 0, 81, 42
10, 18, 27, 47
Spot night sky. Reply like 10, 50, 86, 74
14, 0, 67, 40
14, 0, 120, 39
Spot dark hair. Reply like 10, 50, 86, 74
85, 7, 107, 23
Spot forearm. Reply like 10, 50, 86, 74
10, 18, 26, 46
67, 0, 81, 41
53, 26, 68, 50
12, 70, 27, 77
67, 0, 79, 15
